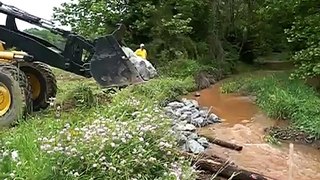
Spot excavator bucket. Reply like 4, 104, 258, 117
89, 35, 145, 88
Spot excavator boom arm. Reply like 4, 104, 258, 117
0, 1, 144, 87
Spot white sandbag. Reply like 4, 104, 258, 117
121, 46, 157, 80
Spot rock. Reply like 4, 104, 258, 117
207, 119, 214, 124
167, 102, 184, 109
185, 124, 197, 131
181, 143, 188, 152
199, 110, 209, 117
185, 103, 196, 110
177, 134, 188, 145
188, 133, 199, 140
179, 110, 193, 120
183, 111, 193, 116
164, 106, 172, 112
201, 121, 208, 127
180, 120, 188, 125
197, 137, 210, 148
179, 114, 189, 121
164, 107, 174, 115
186, 139, 205, 154
174, 110, 182, 117
165, 98, 224, 153
191, 117, 205, 127
208, 113, 220, 123
175, 124, 196, 132
191, 100, 199, 107
179, 106, 192, 113
195, 92, 201, 97
181, 98, 188, 105
191, 112, 201, 119
191, 108, 199, 114
185, 100, 199, 109
181, 131, 192, 137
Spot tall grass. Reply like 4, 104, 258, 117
221, 72, 320, 138
0, 75, 197, 179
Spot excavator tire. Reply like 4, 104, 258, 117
18, 61, 57, 111
35, 62, 57, 109
0, 63, 32, 128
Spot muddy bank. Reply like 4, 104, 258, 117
185, 82, 320, 180
265, 126, 320, 149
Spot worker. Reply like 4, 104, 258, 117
135, 43, 147, 60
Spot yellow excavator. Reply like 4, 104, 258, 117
0, 2, 145, 128
0, 42, 33, 127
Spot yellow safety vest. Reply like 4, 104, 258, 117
135, 48, 147, 59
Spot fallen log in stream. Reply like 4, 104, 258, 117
180, 152, 270, 180
202, 135, 243, 151
195, 159, 267, 180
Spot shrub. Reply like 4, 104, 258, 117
157, 58, 221, 79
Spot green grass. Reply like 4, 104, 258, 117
0, 71, 197, 180
221, 71, 320, 138
157, 58, 221, 79
255, 52, 291, 62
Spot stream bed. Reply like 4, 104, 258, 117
184, 82, 320, 180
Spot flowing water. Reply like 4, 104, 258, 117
185, 82, 320, 180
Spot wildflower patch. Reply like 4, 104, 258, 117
0, 76, 197, 180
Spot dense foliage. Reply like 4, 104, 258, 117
258, 0, 320, 80
51, 0, 320, 80
23, 28, 66, 50
52, 0, 263, 67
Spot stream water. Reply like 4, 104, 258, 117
185, 82, 320, 180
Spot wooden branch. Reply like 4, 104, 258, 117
195, 159, 268, 180
178, 151, 276, 180
203, 135, 243, 151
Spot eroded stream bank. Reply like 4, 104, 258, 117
185, 82, 320, 180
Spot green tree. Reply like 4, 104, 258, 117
52, 0, 266, 65
24, 28, 66, 50
258, 0, 320, 80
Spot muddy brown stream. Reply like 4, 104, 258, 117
185, 82, 320, 180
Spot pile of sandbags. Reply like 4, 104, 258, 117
121, 46, 157, 80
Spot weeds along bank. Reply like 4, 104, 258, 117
0, 69, 198, 180
220, 71, 320, 141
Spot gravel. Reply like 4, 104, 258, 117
165, 98, 221, 154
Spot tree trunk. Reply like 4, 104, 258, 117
203, 136, 243, 151
179, 151, 275, 180
195, 159, 268, 180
